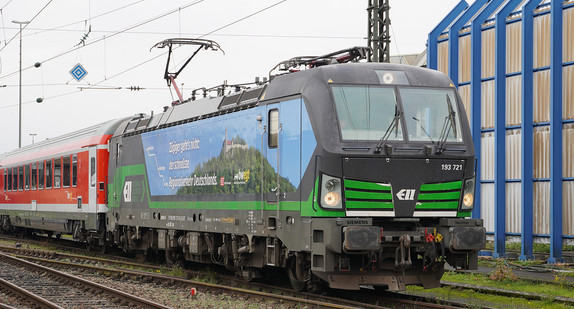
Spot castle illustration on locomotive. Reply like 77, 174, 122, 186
0, 42, 485, 291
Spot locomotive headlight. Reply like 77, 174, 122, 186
324, 192, 341, 206
461, 176, 475, 210
320, 174, 343, 209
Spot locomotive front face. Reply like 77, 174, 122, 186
299, 65, 485, 290
326, 83, 475, 218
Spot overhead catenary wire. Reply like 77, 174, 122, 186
0, 0, 53, 53
22, 0, 144, 38
0, 0, 288, 109
0, 0, 206, 81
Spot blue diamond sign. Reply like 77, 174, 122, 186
69, 63, 88, 82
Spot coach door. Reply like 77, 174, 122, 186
88, 147, 97, 212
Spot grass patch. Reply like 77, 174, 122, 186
408, 285, 574, 309
442, 271, 574, 299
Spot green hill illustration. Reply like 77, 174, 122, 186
177, 136, 295, 195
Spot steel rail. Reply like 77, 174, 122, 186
0, 252, 170, 309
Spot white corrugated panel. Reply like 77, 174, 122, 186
506, 129, 522, 179
506, 21, 522, 74
481, 132, 495, 180
564, 181, 574, 236
564, 65, 574, 120
506, 183, 522, 234
534, 126, 550, 179
564, 123, 574, 178
438, 41, 449, 75
481, 183, 495, 233
533, 182, 550, 235
534, 13, 551, 69
506, 75, 522, 126
459, 35, 471, 83
458, 85, 471, 122
482, 28, 495, 79
534, 70, 551, 123
565, 7, 574, 63
481, 80, 495, 129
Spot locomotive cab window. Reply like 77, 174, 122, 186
3, 169, 6, 191
400, 88, 463, 143
269, 109, 279, 148
331, 85, 403, 141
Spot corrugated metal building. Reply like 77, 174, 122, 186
428, 0, 573, 262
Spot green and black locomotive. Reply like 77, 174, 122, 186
106, 47, 484, 291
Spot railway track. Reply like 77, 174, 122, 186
0, 244, 479, 309
0, 252, 171, 309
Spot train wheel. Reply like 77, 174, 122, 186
287, 258, 307, 292
165, 249, 183, 267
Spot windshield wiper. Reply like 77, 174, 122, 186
412, 117, 435, 143
374, 107, 402, 154
437, 94, 457, 154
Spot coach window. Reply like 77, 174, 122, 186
54, 158, 61, 188
12, 167, 17, 191
269, 109, 279, 148
72, 154, 77, 187
63, 156, 70, 188
38, 161, 44, 189
90, 157, 96, 187
18, 166, 24, 190
46, 160, 53, 189
31, 162, 37, 190
24, 164, 30, 190
5, 169, 9, 191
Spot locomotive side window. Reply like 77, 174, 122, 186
269, 109, 279, 148
63, 156, 71, 188
31, 162, 37, 190
90, 157, 96, 187
24, 164, 30, 190
46, 160, 52, 189
72, 154, 77, 187
38, 161, 44, 189
54, 158, 61, 188
3, 169, 6, 191
18, 166, 23, 190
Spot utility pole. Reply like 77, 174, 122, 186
13, 20, 30, 148
367, 0, 391, 63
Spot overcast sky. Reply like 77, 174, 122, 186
0, 0, 461, 155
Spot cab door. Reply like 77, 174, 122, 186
264, 98, 302, 221
265, 104, 280, 205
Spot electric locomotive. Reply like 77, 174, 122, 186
0, 46, 485, 291
104, 46, 484, 291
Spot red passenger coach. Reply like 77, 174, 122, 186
0, 119, 125, 243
